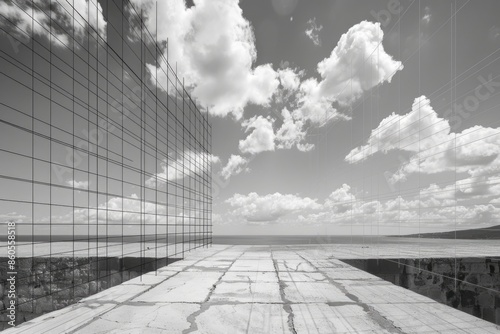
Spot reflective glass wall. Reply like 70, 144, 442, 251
0, 0, 212, 328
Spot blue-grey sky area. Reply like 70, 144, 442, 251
211, 0, 500, 235
1, 0, 500, 236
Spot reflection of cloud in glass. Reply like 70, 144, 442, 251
421, 6, 431, 24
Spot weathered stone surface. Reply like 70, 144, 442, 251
72, 303, 199, 334
3, 302, 117, 334
222, 271, 279, 283
276, 259, 316, 272
133, 271, 223, 303
283, 281, 352, 303
210, 282, 282, 303
194, 304, 290, 334
229, 259, 275, 272
4, 245, 500, 333
278, 271, 327, 282
81, 283, 150, 303
292, 304, 393, 334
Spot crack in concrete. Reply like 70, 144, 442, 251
245, 275, 255, 333
182, 246, 242, 334
246, 276, 253, 296
188, 265, 230, 272
68, 246, 233, 334
145, 307, 161, 329
272, 257, 297, 334
296, 252, 405, 334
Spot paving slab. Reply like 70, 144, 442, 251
276, 259, 317, 272
210, 281, 282, 303
221, 271, 279, 283
339, 280, 434, 304
81, 283, 152, 303
278, 271, 327, 282
3, 302, 117, 334
373, 302, 500, 333
4, 244, 500, 334
123, 272, 174, 286
228, 259, 276, 272
192, 303, 290, 334
292, 303, 393, 334
323, 267, 383, 280
72, 303, 199, 334
283, 281, 353, 303
133, 271, 223, 303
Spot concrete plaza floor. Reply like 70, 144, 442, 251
4, 243, 500, 333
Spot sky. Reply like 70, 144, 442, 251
204, 0, 500, 235
1, 0, 500, 237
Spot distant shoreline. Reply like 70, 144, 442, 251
2, 225, 499, 244
400, 224, 500, 240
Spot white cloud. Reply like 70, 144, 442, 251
136, 0, 279, 119
219, 176, 500, 227
226, 192, 321, 222
347, 95, 500, 184
274, 67, 304, 106
66, 180, 89, 190
146, 151, 220, 187
0, 212, 27, 224
293, 77, 346, 125
275, 108, 313, 151
0, 0, 106, 47
298, 183, 500, 227
297, 142, 315, 152
346, 96, 449, 163
422, 6, 431, 24
324, 184, 356, 213
239, 116, 276, 155
305, 17, 323, 46
220, 182, 500, 227
221, 155, 249, 180
233, 21, 402, 159
64, 194, 171, 225
278, 67, 302, 92
294, 21, 403, 125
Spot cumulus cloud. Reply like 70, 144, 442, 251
275, 108, 314, 151
239, 116, 276, 155
305, 17, 323, 46
274, 66, 304, 106
221, 155, 249, 180
54, 194, 172, 225
347, 95, 500, 185
346, 96, 449, 163
146, 151, 220, 187
278, 67, 302, 92
226, 192, 321, 222
135, 0, 279, 119
220, 180, 500, 227
0, 212, 27, 224
293, 21, 403, 125
298, 183, 500, 227
324, 184, 356, 213
66, 180, 89, 190
0, 0, 106, 47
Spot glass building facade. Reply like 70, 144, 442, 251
0, 0, 212, 327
